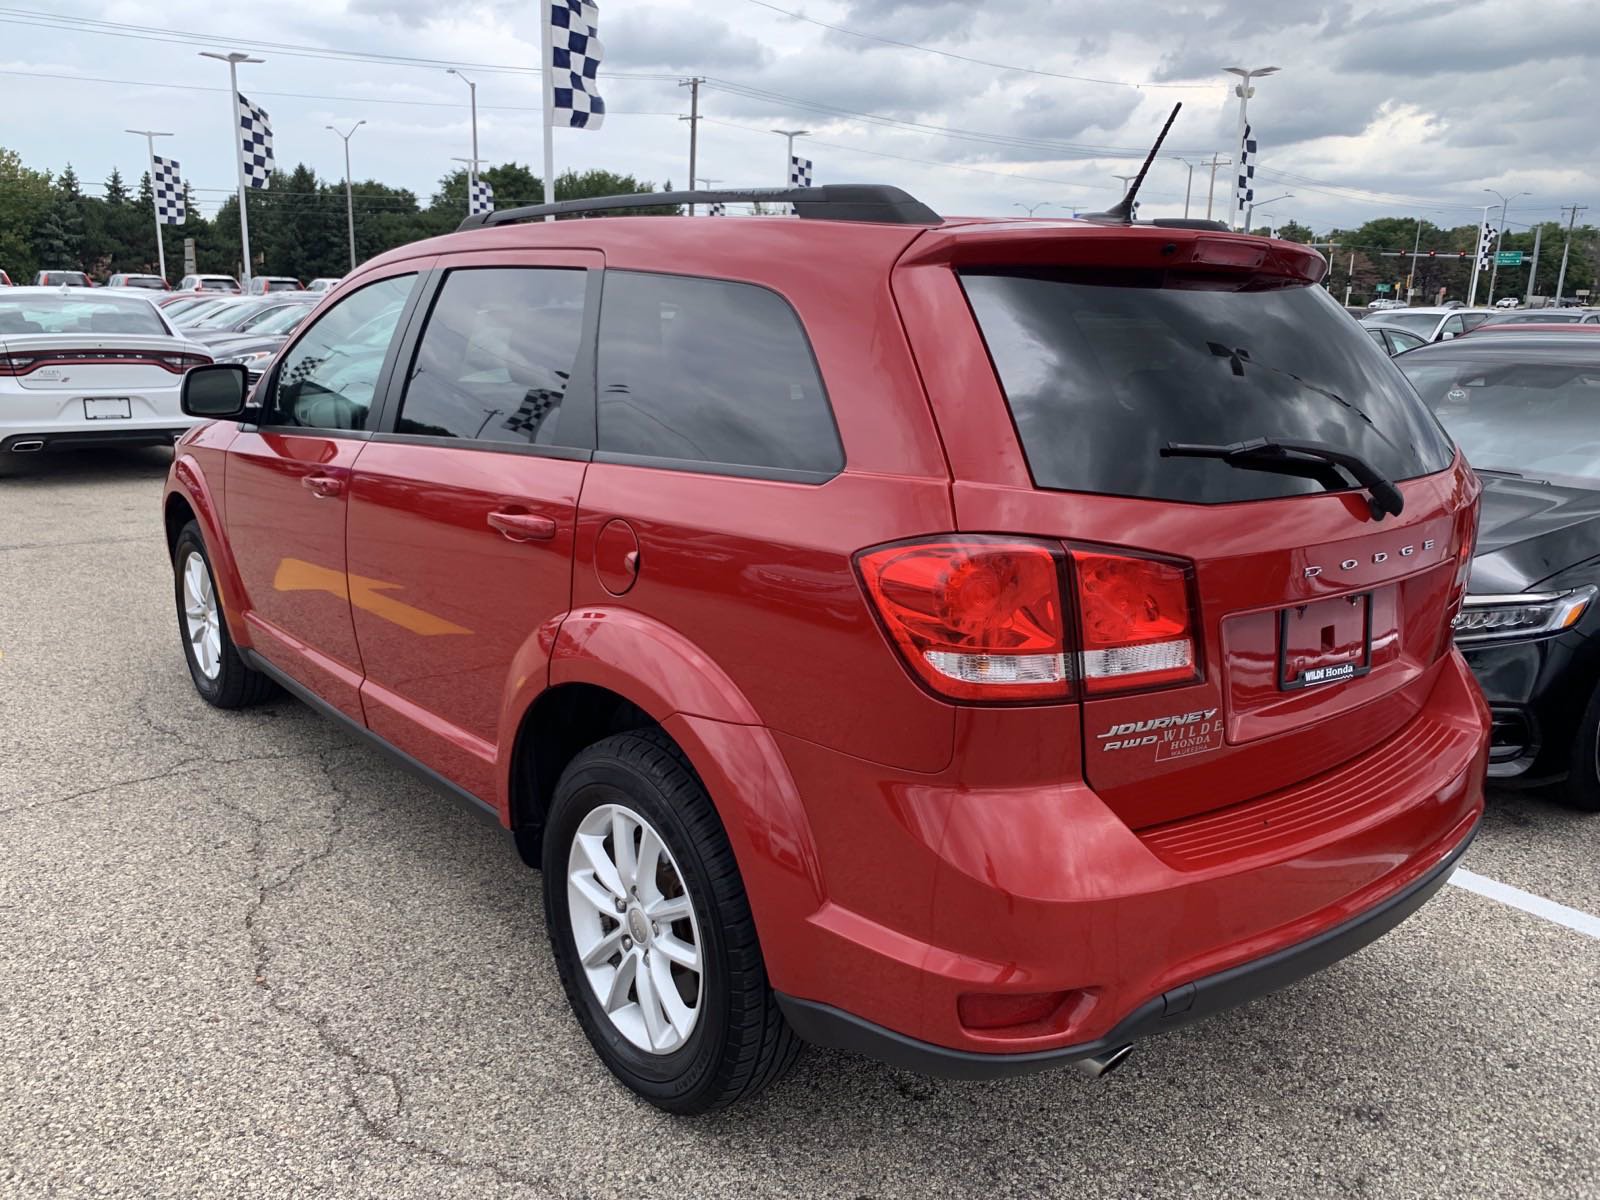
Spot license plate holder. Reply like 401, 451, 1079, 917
1278, 593, 1372, 691
83, 397, 132, 420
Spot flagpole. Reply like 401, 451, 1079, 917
126, 129, 172, 283
200, 50, 264, 286
541, 1, 556, 222
1467, 204, 1491, 309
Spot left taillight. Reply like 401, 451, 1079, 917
855, 537, 1072, 703
0, 353, 36, 376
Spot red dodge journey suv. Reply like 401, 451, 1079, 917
165, 185, 1488, 1113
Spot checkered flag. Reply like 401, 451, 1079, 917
1235, 123, 1256, 224
550, 0, 605, 130
237, 92, 274, 189
152, 155, 184, 224
790, 156, 813, 188
502, 386, 562, 438
708, 202, 726, 216
1477, 221, 1498, 272
469, 177, 495, 216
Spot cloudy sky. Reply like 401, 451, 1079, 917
2, 0, 1595, 235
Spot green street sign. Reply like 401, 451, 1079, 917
1375, 283, 1392, 293
1496, 250, 1524, 267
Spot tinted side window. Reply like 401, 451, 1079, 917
396, 267, 588, 447
270, 275, 414, 431
596, 271, 842, 476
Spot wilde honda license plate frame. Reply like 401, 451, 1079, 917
1277, 592, 1373, 692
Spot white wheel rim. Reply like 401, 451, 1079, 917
181, 551, 222, 681
567, 803, 703, 1055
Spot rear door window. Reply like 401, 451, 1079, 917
395, 267, 589, 448
595, 271, 842, 478
961, 271, 1454, 503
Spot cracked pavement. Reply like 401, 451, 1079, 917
2, 447, 1597, 1199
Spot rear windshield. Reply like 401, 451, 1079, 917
1365, 311, 1439, 335
0, 296, 165, 335
962, 271, 1455, 504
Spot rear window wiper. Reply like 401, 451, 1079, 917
1161, 437, 1405, 520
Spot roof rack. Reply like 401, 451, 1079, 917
457, 184, 942, 231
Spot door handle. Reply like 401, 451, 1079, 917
488, 510, 558, 542
302, 474, 342, 498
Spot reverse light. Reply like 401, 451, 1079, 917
856, 537, 1071, 702
1452, 586, 1596, 645
1073, 549, 1200, 694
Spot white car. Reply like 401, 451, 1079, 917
177, 273, 240, 294
1360, 306, 1496, 343
1366, 297, 1403, 310
305, 277, 343, 293
1495, 297, 1521, 308
0, 288, 211, 454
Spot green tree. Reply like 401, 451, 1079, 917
31, 200, 73, 269
1273, 219, 1314, 243
103, 167, 129, 206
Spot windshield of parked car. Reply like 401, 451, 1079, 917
249, 303, 314, 335
1398, 350, 1600, 490
189, 300, 266, 329
0, 295, 165, 335
1366, 311, 1440, 335
962, 270, 1454, 503
173, 298, 237, 325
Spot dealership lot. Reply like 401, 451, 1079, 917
2, 449, 1597, 1199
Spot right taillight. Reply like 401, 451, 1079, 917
856, 537, 1201, 704
1072, 549, 1199, 695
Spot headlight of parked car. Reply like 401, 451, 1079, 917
218, 349, 278, 368
1453, 586, 1597, 644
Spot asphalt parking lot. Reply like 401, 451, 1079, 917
2, 448, 1597, 1200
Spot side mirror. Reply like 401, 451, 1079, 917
1441, 331, 1456, 340
182, 362, 251, 418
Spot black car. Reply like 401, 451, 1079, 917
1398, 333, 1600, 809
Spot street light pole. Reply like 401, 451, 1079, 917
200, 50, 265, 286
445, 69, 479, 197
772, 129, 810, 190
695, 176, 721, 213
1408, 216, 1424, 302
125, 129, 173, 282
1172, 158, 1196, 219
1013, 201, 1054, 217
1484, 189, 1530, 305
1555, 204, 1588, 302
1244, 192, 1292, 233
326, 120, 365, 271
1223, 66, 1279, 231
1202, 153, 1230, 221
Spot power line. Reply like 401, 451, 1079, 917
740, 0, 1215, 90
0, 8, 678, 79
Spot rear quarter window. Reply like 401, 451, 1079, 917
596, 271, 842, 478
961, 270, 1455, 503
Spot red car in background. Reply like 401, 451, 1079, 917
164, 185, 1487, 1113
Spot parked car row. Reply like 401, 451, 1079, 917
0, 272, 344, 293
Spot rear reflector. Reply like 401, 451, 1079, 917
958, 990, 1072, 1032
856, 537, 1071, 702
1073, 549, 1199, 694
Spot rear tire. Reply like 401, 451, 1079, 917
543, 729, 802, 1113
172, 521, 274, 709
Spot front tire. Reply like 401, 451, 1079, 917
543, 729, 801, 1113
1562, 684, 1600, 812
172, 521, 274, 709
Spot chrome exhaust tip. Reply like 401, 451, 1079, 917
1074, 1044, 1134, 1079
10, 440, 45, 453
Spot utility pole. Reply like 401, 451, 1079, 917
1555, 203, 1588, 302
1344, 252, 1355, 308
679, 78, 704, 216
1201, 153, 1230, 221
200, 50, 265, 286
326, 121, 365, 271
1408, 217, 1424, 302
1525, 221, 1543, 304
445, 70, 479, 198
125, 129, 173, 282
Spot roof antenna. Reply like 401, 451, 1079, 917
1090, 102, 1182, 224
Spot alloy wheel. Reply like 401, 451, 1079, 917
566, 802, 704, 1054
182, 551, 222, 681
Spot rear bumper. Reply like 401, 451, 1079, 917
752, 649, 1488, 1069
778, 814, 1476, 1078
3, 427, 188, 452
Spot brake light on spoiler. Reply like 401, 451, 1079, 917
856, 537, 1201, 703
0, 349, 212, 375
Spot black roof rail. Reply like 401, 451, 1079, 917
456, 184, 941, 231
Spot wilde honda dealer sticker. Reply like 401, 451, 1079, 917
1097, 709, 1225, 760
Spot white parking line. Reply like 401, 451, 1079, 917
1449, 869, 1600, 940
